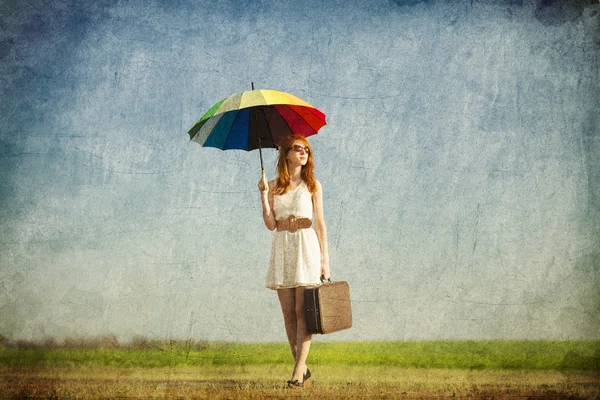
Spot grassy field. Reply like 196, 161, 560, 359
1, 340, 599, 399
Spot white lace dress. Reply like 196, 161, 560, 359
265, 181, 322, 290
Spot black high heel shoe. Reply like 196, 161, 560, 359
286, 368, 311, 388
286, 379, 303, 388
303, 368, 312, 387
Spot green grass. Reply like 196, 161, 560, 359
1, 341, 598, 371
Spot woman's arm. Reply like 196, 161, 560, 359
312, 180, 330, 280
258, 179, 277, 231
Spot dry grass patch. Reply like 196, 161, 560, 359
1, 365, 598, 399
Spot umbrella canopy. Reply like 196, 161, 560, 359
188, 89, 326, 154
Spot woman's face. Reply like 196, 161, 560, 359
286, 140, 310, 167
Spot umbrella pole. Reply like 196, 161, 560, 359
259, 143, 267, 190
252, 82, 268, 189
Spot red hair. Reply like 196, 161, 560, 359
273, 135, 317, 195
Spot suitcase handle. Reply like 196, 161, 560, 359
320, 275, 331, 283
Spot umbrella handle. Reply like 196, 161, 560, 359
261, 170, 268, 191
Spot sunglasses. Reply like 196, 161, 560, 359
292, 144, 310, 154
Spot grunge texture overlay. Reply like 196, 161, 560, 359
1, 0, 599, 342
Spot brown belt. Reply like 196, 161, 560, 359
276, 215, 312, 232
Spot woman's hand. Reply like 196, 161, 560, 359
259, 177, 276, 231
320, 259, 330, 281
258, 178, 268, 193
313, 180, 330, 280
258, 171, 269, 194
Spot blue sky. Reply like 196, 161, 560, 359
1, 0, 599, 342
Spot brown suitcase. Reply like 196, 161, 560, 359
304, 280, 352, 334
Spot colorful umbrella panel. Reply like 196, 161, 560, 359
188, 89, 326, 151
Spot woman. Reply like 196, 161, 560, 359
258, 134, 330, 388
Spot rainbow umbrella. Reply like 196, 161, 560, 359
187, 84, 326, 185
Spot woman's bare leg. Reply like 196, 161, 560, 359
291, 286, 311, 382
277, 288, 297, 361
